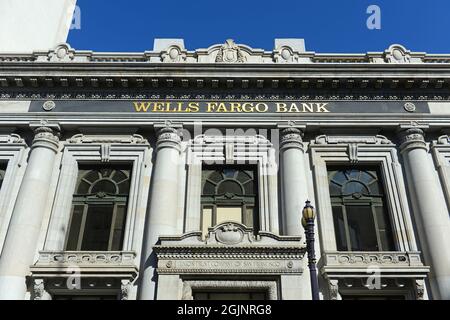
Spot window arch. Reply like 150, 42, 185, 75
66, 165, 131, 251
201, 166, 258, 236
328, 166, 395, 251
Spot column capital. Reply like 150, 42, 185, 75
30, 125, 60, 152
155, 125, 182, 152
397, 127, 427, 153
280, 127, 304, 151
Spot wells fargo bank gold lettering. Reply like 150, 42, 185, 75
133, 101, 330, 113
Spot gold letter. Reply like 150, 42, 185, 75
229, 102, 242, 112
288, 103, 300, 113
187, 102, 199, 112
133, 102, 151, 112
216, 103, 228, 112
276, 103, 287, 112
242, 103, 254, 112
316, 103, 330, 113
206, 102, 217, 112
255, 103, 268, 113
301, 103, 314, 113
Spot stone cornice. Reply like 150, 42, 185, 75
2, 42, 450, 91
0, 42, 447, 65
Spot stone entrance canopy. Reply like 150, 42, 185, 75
153, 222, 306, 300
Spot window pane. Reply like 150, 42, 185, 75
81, 205, 114, 251
202, 166, 259, 233
91, 179, 117, 194
243, 180, 256, 195
217, 180, 242, 195
245, 207, 255, 228
328, 166, 394, 252
66, 205, 85, 250
236, 170, 251, 183
111, 204, 127, 250
374, 206, 395, 250
346, 206, 378, 251
342, 181, 369, 195
201, 207, 213, 238
0, 163, 7, 190
203, 181, 216, 195
216, 207, 242, 224
332, 206, 347, 251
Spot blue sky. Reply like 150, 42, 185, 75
68, 0, 450, 53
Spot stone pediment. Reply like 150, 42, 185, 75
154, 222, 305, 275
156, 221, 302, 247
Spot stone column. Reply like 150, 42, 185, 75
138, 125, 181, 300
398, 127, 450, 299
280, 127, 308, 235
0, 125, 59, 300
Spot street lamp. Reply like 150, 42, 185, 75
302, 200, 320, 300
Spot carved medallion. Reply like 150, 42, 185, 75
215, 223, 244, 245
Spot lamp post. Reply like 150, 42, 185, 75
302, 200, 320, 300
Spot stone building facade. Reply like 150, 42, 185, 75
0, 39, 448, 300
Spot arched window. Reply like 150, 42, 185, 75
201, 166, 258, 236
66, 165, 131, 251
328, 167, 395, 251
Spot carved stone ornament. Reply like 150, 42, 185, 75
0, 133, 25, 144
313, 135, 391, 145
384, 45, 411, 64
121, 279, 132, 300
328, 279, 339, 300
42, 100, 56, 111
415, 279, 425, 300
33, 279, 46, 300
274, 46, 299, 63
46, 43, 75, 62
67, 134, 147, 144
436, 135, 450, 145
215, 223, 245, 245
32, 126, 60, 151
161, 45, 187, 62
280, 127, 304, 150
156, 125, 182, 150
215, 39, 246, 63
398, 127, 427, 152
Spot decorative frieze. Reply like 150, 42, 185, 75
322, 251, 425, 267
34, 251, 136, 266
